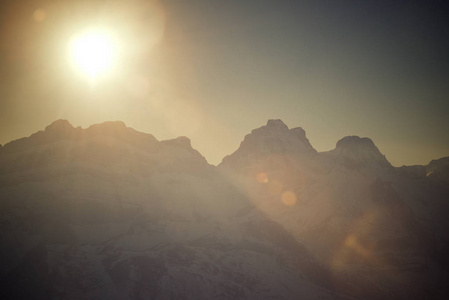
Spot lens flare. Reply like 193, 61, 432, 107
281, 191, 297, 206
257, 172, 269, 183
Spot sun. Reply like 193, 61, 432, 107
69, 28, 118, 80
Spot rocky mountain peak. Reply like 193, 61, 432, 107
265, 119, 289, 130
426, 156, 449, 185
247, 119, 316, 154
87, 120, 127, 131
250, 119, 289, 135
336, 136, 376, 150
44, 119, 74, 133
0, 120, 210, 174
220, 119, 316, 168
325, 136, 391, 168
290, 127, 307, 139
85, 120, 145, 143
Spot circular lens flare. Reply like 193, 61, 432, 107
281, 191, 297, 206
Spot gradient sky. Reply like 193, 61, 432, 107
1, 0, 448, 166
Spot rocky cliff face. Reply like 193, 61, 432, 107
220, 119, 316, 171
219, 120, 449, 299
1, 119, 448, 300
323, 135, 392, 169
426, 156, 449, 185
0, 119, 210, 176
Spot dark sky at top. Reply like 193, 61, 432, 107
1, 0, 448, 165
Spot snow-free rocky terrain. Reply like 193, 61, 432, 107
1, 119, 448, 299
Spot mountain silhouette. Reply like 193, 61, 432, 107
1, 119, 448, 299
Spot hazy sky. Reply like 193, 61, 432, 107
1, 0, 448, 166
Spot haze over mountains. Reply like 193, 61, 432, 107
1, 119, 448, 299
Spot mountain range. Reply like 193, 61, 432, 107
1, 119, 448, 299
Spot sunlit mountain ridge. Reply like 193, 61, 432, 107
1, 119, 448, 299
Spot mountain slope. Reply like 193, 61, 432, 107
219, 119, 449, 299
1, 119, 448, 299
0, 120, 351, 300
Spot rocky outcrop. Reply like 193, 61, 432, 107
323, 136, 392, 169
220, 119, 316, 173
426, 156, 449, 185
0, 120, 210, 179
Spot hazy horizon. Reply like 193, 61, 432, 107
1, 117, 447, 168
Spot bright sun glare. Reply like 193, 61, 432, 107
70, 29, 117, 80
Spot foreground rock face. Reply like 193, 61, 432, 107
1, 119, 448, 299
